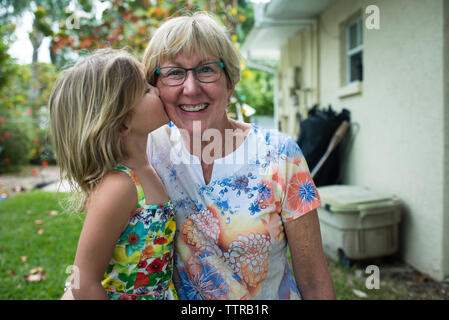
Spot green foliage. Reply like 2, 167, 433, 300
0, 126, 32, 174
0, 62, 58, 172
52, 0, 246, 56
33, 6, 55, 37
235, 0, 254, 44
0, 0, 28, 25
0, 24, 19, 91
0, 0, 273, 173
236, 68, 274, 116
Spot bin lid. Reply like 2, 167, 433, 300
317, 185, 400, 212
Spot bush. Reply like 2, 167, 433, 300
0, 125, 32, 174
235, 68, 274, 116
0, 62, 58, 172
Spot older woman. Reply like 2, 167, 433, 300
143, 12, 335, 300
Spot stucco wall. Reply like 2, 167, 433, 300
316, 0, 447, 280
279, 24, 319, 139
443, 0, 449, 280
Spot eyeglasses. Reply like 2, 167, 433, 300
155, 62, 224, 86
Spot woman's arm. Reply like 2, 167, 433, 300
69, 171, 137, 300
283, 209, 336, 299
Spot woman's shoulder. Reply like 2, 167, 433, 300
147, 123, 180, 155
148, 122, 176, 142
251, 124, 300, 151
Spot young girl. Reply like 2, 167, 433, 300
49, 48, 177, 300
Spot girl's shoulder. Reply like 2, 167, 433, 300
100, 168, 135, 188
87, 169, 137, 214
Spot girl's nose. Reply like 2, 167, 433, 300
149, 84, 159, 96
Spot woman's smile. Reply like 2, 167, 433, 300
178, 103, 209, 113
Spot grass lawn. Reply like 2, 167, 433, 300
0, 191, 83, 299
1, 191, 442, 300
286, 247, 415, 300
326, 258, 408, 300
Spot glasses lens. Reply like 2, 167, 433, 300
160, 67, 186, 86
158, 62, 223, 86
196, 63, 222, 83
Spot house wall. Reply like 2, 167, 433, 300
443, 0, 449, 280
278, 24, 319, 139
319, 0, 447, 280
278, 0, 448, 280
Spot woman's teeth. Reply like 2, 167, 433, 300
179, 104, 208, 112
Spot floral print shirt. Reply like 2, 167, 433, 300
101, 165, 178, 300
147, 123, 321, 299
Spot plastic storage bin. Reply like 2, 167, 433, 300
316, 185, 401, 266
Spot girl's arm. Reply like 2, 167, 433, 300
284, 209, 336, 299
70, 171, 137, 300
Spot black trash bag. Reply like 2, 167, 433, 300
297, 105, 350, 187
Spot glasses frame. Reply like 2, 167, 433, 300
155, 62, 225, 87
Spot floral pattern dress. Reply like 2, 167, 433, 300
147, 123, 321, 300
101, 165, 178, 300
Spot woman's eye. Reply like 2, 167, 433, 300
198, 66, 214, 73
166, 69, 184, 77
145, 87, 151, 94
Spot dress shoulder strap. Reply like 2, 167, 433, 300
115, 165, 146, 207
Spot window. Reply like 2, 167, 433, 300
346, 17, 363, 84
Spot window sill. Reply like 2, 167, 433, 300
338, 81, 363, 99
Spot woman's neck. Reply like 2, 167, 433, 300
182, 118, 251, 163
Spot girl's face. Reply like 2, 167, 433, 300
156, 51, 234, 136
126, 84, 169, 135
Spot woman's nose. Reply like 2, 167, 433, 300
182, 70, 201, 95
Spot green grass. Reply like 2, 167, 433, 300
0, 191, 83, 299
327, 258, 417, 300
0, 191, 429, 300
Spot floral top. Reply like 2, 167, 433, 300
101, 165, 177, 300
147, 123, 321, 300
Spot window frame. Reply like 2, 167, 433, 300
345, 16, 363, 84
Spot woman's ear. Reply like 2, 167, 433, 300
227, 85, 235, 102
119, 123, 130, 136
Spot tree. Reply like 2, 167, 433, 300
0, 24, 18, 91
0, 60, 59, 172
52, 0, 249, 56
53, 0, 261, 117
0, 15, 58, 172
0, 0, 29, 25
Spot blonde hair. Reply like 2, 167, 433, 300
48, 48, 146, 212
143, 11, 241, 88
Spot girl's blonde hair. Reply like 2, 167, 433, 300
48, 48, 146, 212
143, 11, 241, 88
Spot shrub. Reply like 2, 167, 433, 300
0, 62, 58, 172
0, 125, 32, 174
